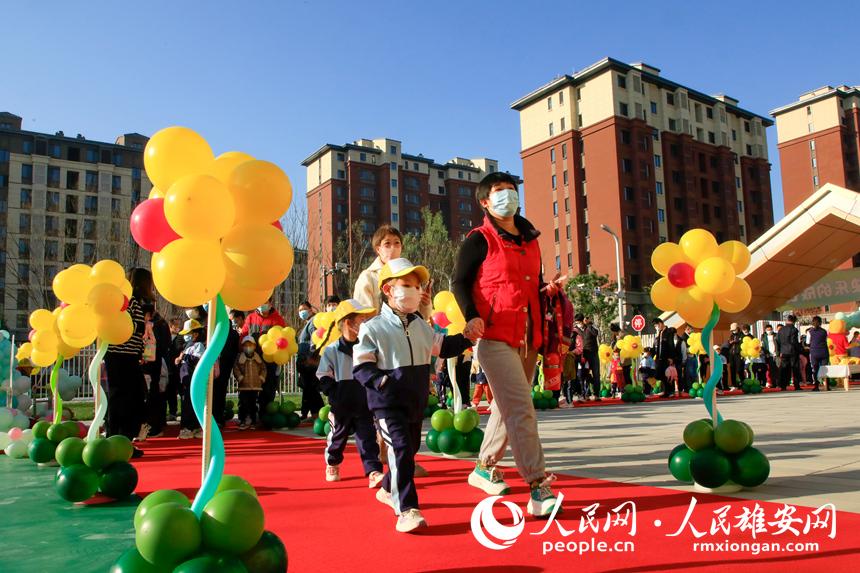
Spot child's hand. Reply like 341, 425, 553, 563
464, 318, 484, 340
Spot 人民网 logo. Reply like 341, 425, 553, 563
470, 496, 525, 550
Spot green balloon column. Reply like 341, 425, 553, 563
265, 399, 300, 431
425, 407, 483, 457
651, 230, 770, 491
530, 386, 558, 411
55, 435, 139, 502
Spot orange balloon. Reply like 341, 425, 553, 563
719, 240, 751, 274
221, 224, 294, 290
144, 126, 214, 191
228, 160, 293, 225
152, 238, 226, 308
676, 286, 714, 327
650, 277, 682, 311
220, 276, 273, 312
651, 242, 687, 276
211, 151, 254, 185
714, 278, 752, 313
680, 229, 720, 264
98, 312, 134, 345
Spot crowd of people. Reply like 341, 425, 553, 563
99, 170, 858, 534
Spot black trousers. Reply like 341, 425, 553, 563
144, 361, 165, 435
377, 414, 422, 514
325, 407, 383, 475
729, 353, 744, 386
779, 354, 802, 390
298, 363, 323, 418
105, 353, 146, 440
239, 390, 259, 423
752, 363, 767, 385
180, 375, 201, 430
581, 351, 600, 397
165, 366, 180, 416
258, 362, 279, 414
213, 372, 229, 426
810, 353, 829, 388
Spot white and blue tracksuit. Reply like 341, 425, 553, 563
317, 338, 382, 476
353, 304, 472, 514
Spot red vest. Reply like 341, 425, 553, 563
470, 216, 543, 349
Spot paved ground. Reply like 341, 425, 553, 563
467, 389, 860, 513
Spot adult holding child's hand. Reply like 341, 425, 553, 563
452, 172, 559, 518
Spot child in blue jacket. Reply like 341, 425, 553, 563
317, 299, 384, 487
353, 258, 474, 533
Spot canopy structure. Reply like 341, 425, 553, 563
665, 183, 860, 329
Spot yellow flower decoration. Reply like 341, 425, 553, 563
598, 344, 613, 364
650, 229, 752, 328
617, 335, 644, 360
740, 336, 761, 359
686, 332, 706, 355
259, 326, 299, 365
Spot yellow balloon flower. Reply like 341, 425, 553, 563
687, 332, 706, 355
164, 174, 235, 241
740, 336, 762, 359
618, 335, 644, 360
598, 344, 613, 364
228, 160, 293, 225
144, 126, 214, 192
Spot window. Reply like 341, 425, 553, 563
702, 204, 711, 224
20, 188, 32, 208
656, 181, 663, 195
568, 253, 573, 267
391, 195, 398, 205
744, 121, 750, 133
625, 215, 636, 230
21, 164, 33, 184
550, 148, 555, 163
708, 132, 716, 144
668, 118, 677, 131
739, 225, 746, 236
391, 179, 397, 188
390, 161, 397, 171
626, 244, 638, 260
45, 215, 58, 236
559, 91, 564, 105
458, 171, 463, 179
83, 243, 95, 261
84, 196, 98, 215
413, 162, 419, 170
737, 200, 743, 213
359, 203, 375, 216
336, 169, 345, 179
66, 195, 78, 213
552, 201, 558, 216
19, 213, 30, 233
621, 130, 631, 144
622, 158, 632, 173
437, 170, 445, 178
335, 204, 346, 215
65, 219, 78, 238
551, 175, 557, 189
671, 171, 682, 184
706, 107, 714, 120
752, 214, 761, 227
547, 97, 553, 110
736, 177, 741, 189
566, 225, 571, 240
391, 213, 399, 223
619, 102, 629, 117
407, 193, 421, 206
83, 219, 96, 239
17, 289, 28, 309
358, 152, 367, 162
666, 92, 675, 106
746, 144, 753, 156
554, 228, 559, 243
112, 152, 123, 166
714, 206, 722, 218
112, 175, 122, 192
617, 75, 627, 89
654, 155, 662, 167
336, 152, 344, 161
624, 186, 635, 201
437, 186, 445, 194
406, 210, 420, 222
49, 143, 61, 158
577, 114, 583, 127
564, 197, 569, 212
650, 101, 657, 114
673, 197, 684, 210
731, 129, 737, 141
809, 140, 816, 151
657, 208, 665, 222
359, 187, 376, 199
548, 122, 554, 137
64, 243, 78, 263
18, 238, 29, 258
0, 149, 8, 162
45, 240, 58, 260
563, 171, 568, 186
555, 256, 561, 270
560, 117, 566, 131
561, 143, 567, 159
390, 146, 397, 155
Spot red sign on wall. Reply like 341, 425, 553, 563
631, 314, 646, 332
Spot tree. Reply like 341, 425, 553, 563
331, 221, 374, 301
564, 272, 623, 343
401, 208, 461, 291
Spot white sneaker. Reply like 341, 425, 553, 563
414, 463, 428, 478
238, 422, 248, 431
527, 475, 559, 518
396, 509, 428, 533
375, 487, 394, 509
368, 471, 384, 488
468, 464, 510, 495
326, 465, 340, 482
178, 429, 194, 439
135, 423, 150, 442
193, 428, 204, 439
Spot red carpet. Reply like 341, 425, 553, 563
131, 426, 860, 572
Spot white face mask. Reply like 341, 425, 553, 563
488, 188, 519, 218
390, 285, 422, 314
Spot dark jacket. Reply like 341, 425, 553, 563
776, 325, 800, 356
317, 338, 368, 412
655, 328, 675, 362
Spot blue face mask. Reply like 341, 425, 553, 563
183, 334, 193, 343
298, 309, 310, 321
258, 304, 271, 314
488, 188, 519, 217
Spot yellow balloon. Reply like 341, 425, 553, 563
433, 291, 456, 312
676, 286, 714, 325
56, 340, 81, 359
718, 241, 751, 274
714, 278, 752, 313
314, 312, 336, 329
120, 279, 133, 299
262, 341, 277, 356
447, 322, 465, 335
222, 224, 294, 290
651, 242, 687, 276
29, 309, 56, 331
228, 160, 293, 225
680, 229, 720, 264
220, 275, 273, 312
57, 304, 99, 348
31, 349, 58, 368
16, 342, 33, 361
445, 300, 465, 325
211, 151, 255, 185
650, 277, 683, 311
148, 187, 165, 200
53, 264, 93, 305
152, 238, 226, 308
164, 174, 235, 240
694, 256, 735, 295
98, 312, 134, 345
598, 344, 613, 363
90, 260, 126, 287
143, 126, 214, 191
31, 330, 59, 353
268, 326, 284, 338
88, 283, 126, 316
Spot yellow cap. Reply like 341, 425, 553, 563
179, 319, 204, 335
334, 298, 377, 325
377, 257, 430, 288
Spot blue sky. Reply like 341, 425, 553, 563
2, 0, 855, 228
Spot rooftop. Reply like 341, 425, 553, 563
769, 85, 860, 117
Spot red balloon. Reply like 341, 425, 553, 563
272, 220, 283, 231
130, 198, 180, 253
120, 296, 129, 312
60, 302, 69, 309
432, 312, 451, 328
28, 329, 36, 341
275, 338, 288, 349
314, 327, 325, 338
668, 262, 696, 288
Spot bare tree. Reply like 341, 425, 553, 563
402, 208, 461, 291
331, 221, 374, 302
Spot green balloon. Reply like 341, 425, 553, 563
278, 401, 296, 415
427, 395, 439, 407
714, 420, 752, 454
62, 420, 81, 439
532, 385, 541, 394
32, 420, 51, 439
134, 490, 191, 531
110, 547, 161, 573
201, 490, 265, 555
600, 389, 610, 398
446, 397, 453, 408
240, 531, 288, 573
683, 420, 715, 451
731, 447, 770, 487
430, 409, 454, 432
172, 554, 248, 573
740, 421, 755, 444
270, 413, 286, 429
535, 397, 549, 410
264, 402, 279, 415
437, 428, 465, 455
28, 437, 57, 464
285, 413, 301, 428
47, 423, 69, 444
56, 437, 86, 467
425, 429, 441, 453
136, 503, 202, 567
100, 462, 139, 499
217, 475, 257, 498
690, 448, 731, 488
312, 418, 325, 436
318, 405, 331, 421
620, 393, 631, 402
107, 435, 134, 463
668, 443, 694, 483
452, 410, 477, 433
226, 400, 235, 409
464, 428, 484, 453
56, 463, 99, 502
541, 389, 553, 400
83, 438, 116, 470
547, 397, 559, 409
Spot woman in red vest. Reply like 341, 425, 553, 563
453, 172, 561, 518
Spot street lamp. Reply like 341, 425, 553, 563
320, 262, 350, 304
600, 224, 624, 329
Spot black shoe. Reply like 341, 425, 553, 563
131, 447, 144, 459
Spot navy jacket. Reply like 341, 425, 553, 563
316, 338, 368, 413
353, 304, 472, 422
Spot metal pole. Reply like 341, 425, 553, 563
600, 224, 624, 329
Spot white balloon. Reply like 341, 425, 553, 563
11, 413, 29, 430
0, 408, 13, 431
19, 428, 34, 444
59, 389, 76, 402
0, 431, 10, 449
68, 375, 83, 388
5, 440, 28, 458
12, 376, 31, 395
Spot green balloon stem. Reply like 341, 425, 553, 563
87, 341, 110, 441
50, 356, 64, 424
700, 303, 724, 427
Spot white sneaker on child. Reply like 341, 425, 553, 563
178, 429, 194, 439
375, 487, 395, 509
326, 465, 340, 482
527, 474, 560, 518
396, 509, 428, 533
368, 471, 384, 488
